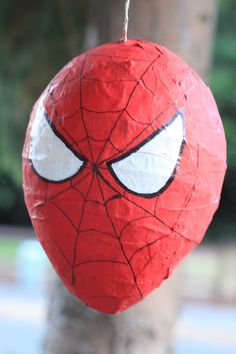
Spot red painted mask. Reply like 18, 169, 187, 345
23, 40, 226, 314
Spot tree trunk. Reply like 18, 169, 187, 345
84, 0, 217, 78
44, 272, 179, 354
43, 1, 217, 354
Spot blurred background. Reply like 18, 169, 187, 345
0, 0, 235, 354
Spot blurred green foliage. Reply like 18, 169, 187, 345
0, 0, 235, 238
208, 0, 236, 239
0, 238, 20, 260
0, 0, 87, 222
211, 0, 236, 175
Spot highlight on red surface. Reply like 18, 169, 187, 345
22, 39, 227, 314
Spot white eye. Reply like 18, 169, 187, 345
108, 111, 185, 197
29, 100, 85, 182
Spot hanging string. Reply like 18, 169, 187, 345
120, 0, 131, 42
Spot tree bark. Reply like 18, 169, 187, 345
44, 272, 179, 354
43, 1, 218, 354
84, 0, 217, 78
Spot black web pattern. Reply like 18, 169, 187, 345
33, 51, 199, 301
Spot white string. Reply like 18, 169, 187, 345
120, 0, 131, 42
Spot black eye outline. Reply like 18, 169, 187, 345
29, 109, 88, 184
107, 110, 185, 198
29, 105, 185, 195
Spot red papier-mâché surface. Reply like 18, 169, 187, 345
22, 39, 226, 314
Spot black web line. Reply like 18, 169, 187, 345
71, 171, 95, 285
154, 196, 160, 216
125, 109, 150, 125
48, 200, 78, 231
82, 107, 124, 114
47, 236, 72, 268
105, 194, 122, 204
101, 101, 183, 165
70, 185, 94, 203
48, 92, 86, 159
82, 77, 138, 84
172, 144, 200, 233
97, 170, 197, 245
96, 77, 194, 166
74, 259, 128, 268
115, 191, 197, 244
96, 171, 143, 299
118, 215, 155, 240
94, 56, 160, 164
129, 233, 179, 263
62, 108, 81, 121
87, 136, 110, 143
46, 170, 93, 202
85, 293, 140, 301
73, 185, 121, 207
135, 250, 158, 279
78, 228, 117, 239
79, 54, 95, 164
141, 77, 155, 96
